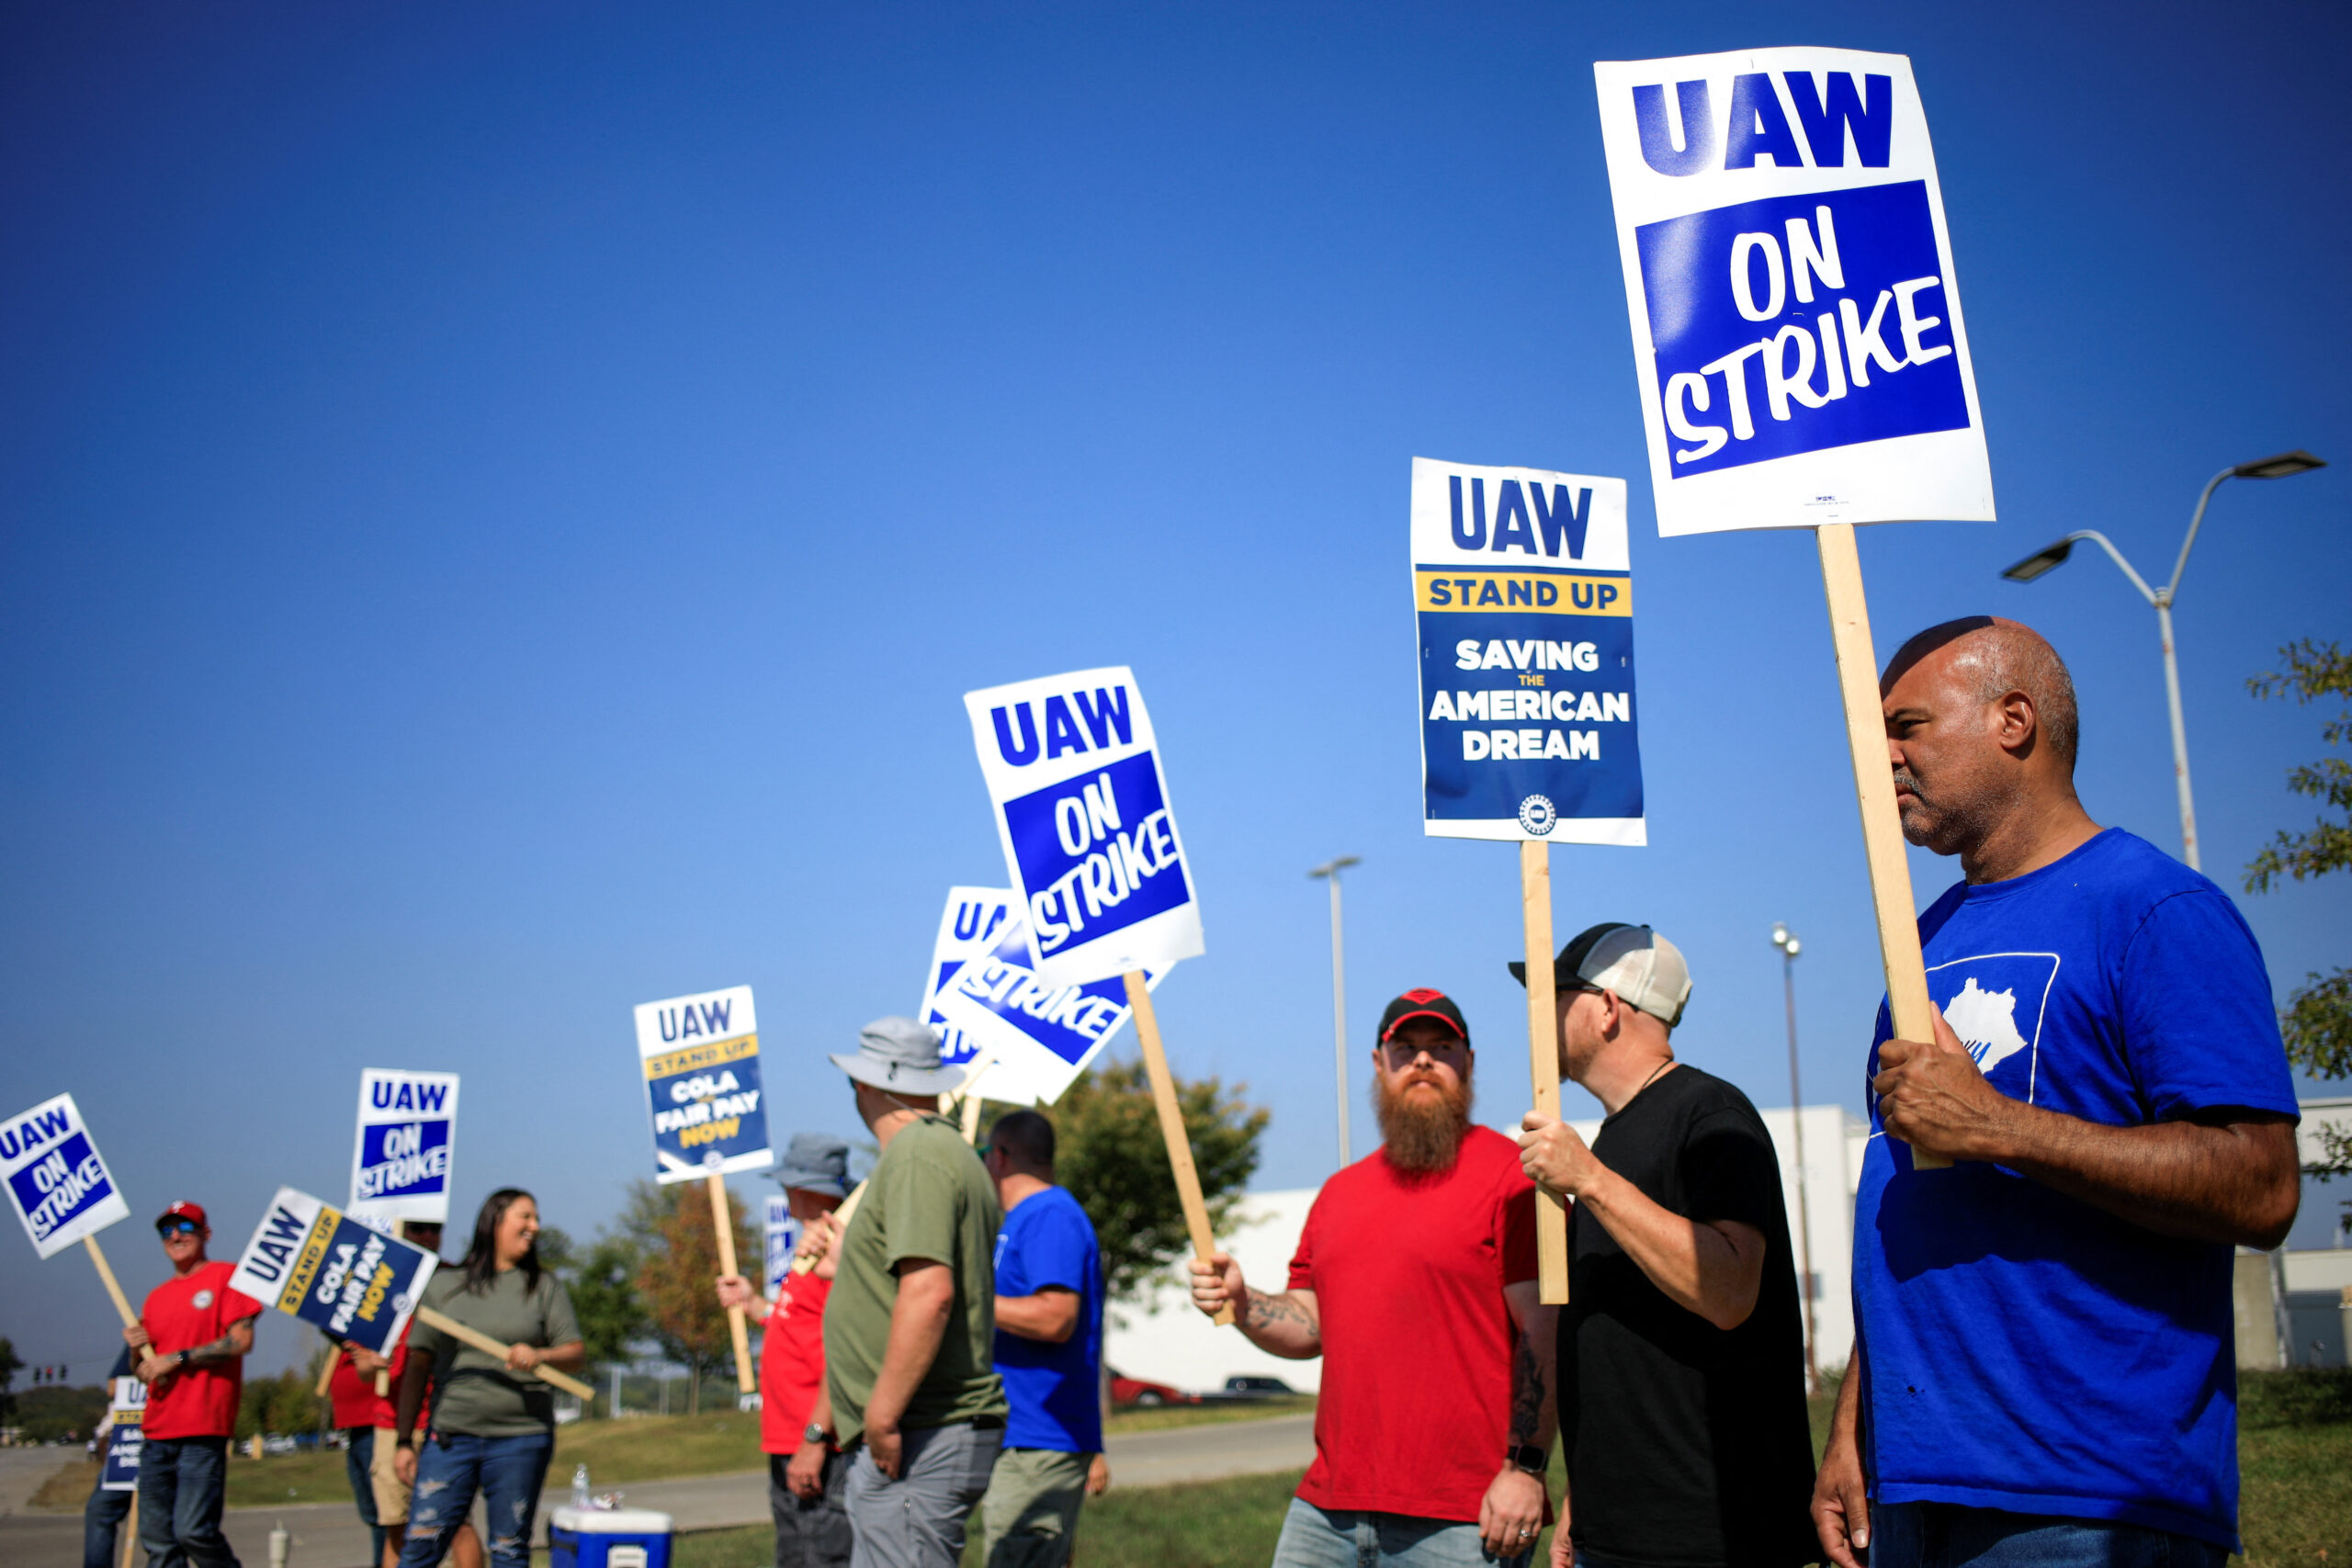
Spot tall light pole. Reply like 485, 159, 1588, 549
1770, 922, 1818, 1395
2000, 449, 2325, 872
1308, 856, 1361, 1169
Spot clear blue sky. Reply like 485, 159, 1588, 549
5, 1, 2346, 1377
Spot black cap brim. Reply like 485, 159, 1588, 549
1507, 961, 1528, 987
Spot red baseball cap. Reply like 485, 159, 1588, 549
155, 1201, 208, 1229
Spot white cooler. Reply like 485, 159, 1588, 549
548, 1506, 673, 1568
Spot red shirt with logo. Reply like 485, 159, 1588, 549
1287, 1126, 1539, 1523
328, 1325, 411, 1430
758, 1271, 832, 1454
141, 1260, 264, 1440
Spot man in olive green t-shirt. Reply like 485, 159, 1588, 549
820, 1017, 1006, 1568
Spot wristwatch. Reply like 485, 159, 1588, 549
1506, 1444, 1547, 1475
803, 1422, 831, 1446
175, 1350, 191, 1370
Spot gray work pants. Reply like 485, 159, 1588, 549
843, 1423, 1003, 1568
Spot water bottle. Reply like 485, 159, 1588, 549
571, 1463, 590, 1509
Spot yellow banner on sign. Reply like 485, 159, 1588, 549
1414, 570, 1632, 616
275, 1209, 339, 1314
642, 1033, 760, 1082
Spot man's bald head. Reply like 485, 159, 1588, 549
1884, 616, 2079, 773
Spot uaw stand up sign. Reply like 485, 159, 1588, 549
634, 985, 768, 1393
1410, 458, 1646, 1303
1594, 47, 1996, 1167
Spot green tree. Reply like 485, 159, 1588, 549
2245, 637, 2352, 1179
997, 1055, 1269, 1304
635, 1183, 753, 1415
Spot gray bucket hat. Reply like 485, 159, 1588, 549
829, 1016, 967, 1096
774, 1133, 852, 1199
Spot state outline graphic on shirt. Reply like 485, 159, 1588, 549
1924, 952, 2061, 1103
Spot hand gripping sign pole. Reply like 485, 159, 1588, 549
634, 987, 773, 1392
1590, 47, 1994, 1169
961, 669, 1229, 1324
1408, 459, 1647, 1302
2, 1094, 141, 1330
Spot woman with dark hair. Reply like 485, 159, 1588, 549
390, 1189, 584, 1568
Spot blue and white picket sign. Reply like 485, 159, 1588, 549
348, 1070, 460, 1230
1593, 48, 1994, 536
963, 667, 1204, 988
932, 906, 1166, 1104
101, 1377, 144, 1491
633, 986, 773, 1185
228, 1188, 436, 1354
919, 886, 1046, 1106
1411, 458, 1645, 845
1, 1093, 131, 1260
762, 1197, 797, 1301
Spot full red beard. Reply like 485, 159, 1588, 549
1374, 1068, 1473, 1174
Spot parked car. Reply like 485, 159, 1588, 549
1222, 1375, 1297, 1398
1108, 1367, 1195, 1409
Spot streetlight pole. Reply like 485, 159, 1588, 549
1308, 856, 1361, 1170
1770, 923, 1817, 1395
2000, 449, 2325, 872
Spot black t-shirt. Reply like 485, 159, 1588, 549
1557, 1065, 1817, 1568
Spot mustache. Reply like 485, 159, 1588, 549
1892, 770, 1925, 797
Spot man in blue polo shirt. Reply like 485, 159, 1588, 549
977, 1110, 1105, 1568
1815, 617, 2301, 1568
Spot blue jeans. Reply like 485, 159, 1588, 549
396, 1431, 552, 1568
137, 1436, 240, 1568
1271, 1498, 1532, 1568
345, 1427, 388, 1566
83, 1469, 133, 1568
1871, 1504, 2230, 1568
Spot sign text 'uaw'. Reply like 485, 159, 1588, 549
1593, 48, 1994, 536
633, 985, 774, 1184
1411, 458, 1646, 844
348, 1070, 459, 1229
919, 886, 1045, 1104
964, 667, 1204, 987
1, 1092, 131, 1260
229, 1188, 436, 1353
932, 905, 1166, 1105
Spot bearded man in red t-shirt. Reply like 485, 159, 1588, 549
1191, 990, 1556, 1568
126, 1201, 263, 1568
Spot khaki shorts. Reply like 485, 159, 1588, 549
370, 1427, 412, 1524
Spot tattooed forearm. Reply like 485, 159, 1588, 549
1509, 1327, 1544, 1444
183, 1320, 257, 1367
1244, 1289, 1319, 1340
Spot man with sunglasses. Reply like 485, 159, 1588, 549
123, 1201, 262, 1568
1191, 989, 1554, 1568
1515, 924, 1815, 1568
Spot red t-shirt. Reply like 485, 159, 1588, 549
328, 1325, 410, 1430
141, 1260, 264, 1441
1288, 1126, 1538, 1523
758, 1271, 831, 1455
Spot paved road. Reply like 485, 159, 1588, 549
0, 1415, 1316, 1568
0, 1447, 79, 1517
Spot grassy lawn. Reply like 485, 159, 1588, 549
1105, 1395, 1314, 1435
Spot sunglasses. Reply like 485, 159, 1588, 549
157, 1219, 200, 1236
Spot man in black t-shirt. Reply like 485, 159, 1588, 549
1514, 922, 1816, 1568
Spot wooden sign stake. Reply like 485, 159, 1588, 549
1122, 971, 1233, 1327
1815, 523, 1947, 1170
118, 1495, 138, 1568
85, 1235, 137, 1329
703, 1174, 758, 1392
412, 1305, 597, 1401
314, 1340, 338, 1399
1520, 842, 1571, 1303
960, 1073, 988, 1145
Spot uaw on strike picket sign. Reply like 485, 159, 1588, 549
102, 1377, 145, 1491
634, 986, 773, 1183
963, 667, 1204, 987
921, 887, 1029, 1100
932, 895, 1167, 1104
2, 1093, 131, 1259
348, 1070, 459, 1229
230, 1189, 436, 1354
1412, 458, 1645, 844
1593, 48, 1993, 535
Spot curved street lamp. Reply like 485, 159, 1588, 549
2000, 450, 2325, 871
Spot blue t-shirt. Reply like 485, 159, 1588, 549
992, 1185, 1104, 1452
1855, 829, 2299, 1551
